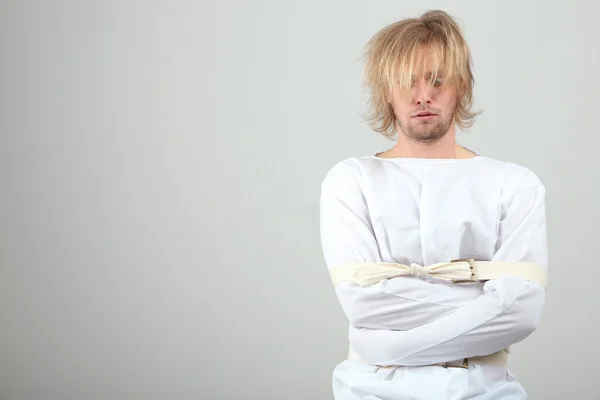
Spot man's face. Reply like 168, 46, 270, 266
390, 47, 458, 143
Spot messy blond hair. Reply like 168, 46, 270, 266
362, 10, 480, 139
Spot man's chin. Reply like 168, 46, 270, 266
408, 129, 446, 143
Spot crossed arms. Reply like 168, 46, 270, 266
319, 162, 548, 367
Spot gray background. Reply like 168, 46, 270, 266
0, 1, 597, 399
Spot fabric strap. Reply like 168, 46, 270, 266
330, 258, 547, 289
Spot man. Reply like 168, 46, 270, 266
319, 10, 548, 400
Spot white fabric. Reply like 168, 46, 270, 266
319, 155, 548, 400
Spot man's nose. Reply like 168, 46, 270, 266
414, 81, 432, 105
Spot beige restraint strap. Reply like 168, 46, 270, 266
334, 258, 547, 368
330, 258, 548, 289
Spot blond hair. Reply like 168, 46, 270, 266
362, 10, 480, 139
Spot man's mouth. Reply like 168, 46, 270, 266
412, 112, 437, 120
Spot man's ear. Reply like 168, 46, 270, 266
457, 79, 468, 97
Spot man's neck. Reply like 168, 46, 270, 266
380, 128, 477, 160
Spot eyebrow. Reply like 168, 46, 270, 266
424, 71, 445, 78
407, 71, 445, 81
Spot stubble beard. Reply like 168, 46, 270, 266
396, 111, 455, 144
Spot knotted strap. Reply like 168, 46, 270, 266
330, 258, 547, 289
